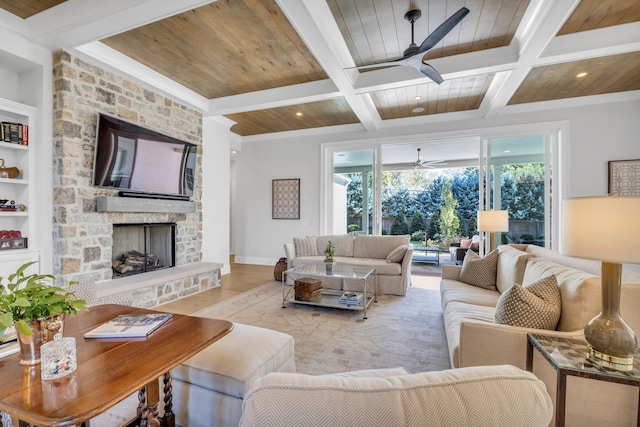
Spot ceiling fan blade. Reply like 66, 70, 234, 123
417, 7, 470, 54
419, 63, 444, 84
346, 57, 411, 71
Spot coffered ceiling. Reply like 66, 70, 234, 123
0, 0, 639, 140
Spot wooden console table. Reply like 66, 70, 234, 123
0, 304, 232, 427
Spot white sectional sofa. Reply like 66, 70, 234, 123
239, 364, 553, 427
441, 243, 640, 426
283, 233, 413, 296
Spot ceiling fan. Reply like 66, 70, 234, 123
347, 6, 470, 84
385, 148, 447, 171
412, 148, 447, 168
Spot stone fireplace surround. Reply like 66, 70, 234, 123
52, 50, 221, 308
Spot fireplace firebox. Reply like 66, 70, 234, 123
112, 223, 176, 278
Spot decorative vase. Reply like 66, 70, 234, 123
16, 314, 65, 365
325, 261, 333, 274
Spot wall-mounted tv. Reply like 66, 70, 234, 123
93, 114, 196, 199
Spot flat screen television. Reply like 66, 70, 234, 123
93, 114, 196, 199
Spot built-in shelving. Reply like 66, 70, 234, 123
0, 97, 39, 277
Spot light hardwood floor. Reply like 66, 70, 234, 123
155, 257, 273, 315
155, 257, 442, 315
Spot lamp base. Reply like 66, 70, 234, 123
583, 261, 638, 370
587, 344, 634, 366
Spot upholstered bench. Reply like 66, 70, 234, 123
171, 323, 296, 427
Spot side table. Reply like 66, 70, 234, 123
526, 333, 640, 427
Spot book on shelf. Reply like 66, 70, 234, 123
84, 313, 173, 339
0, 122, 28, 145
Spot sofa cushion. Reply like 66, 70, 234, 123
442, 301, 496, 368
494, 275, 561, 330
496, 245, 534, 294
522, 257, 600, 332
460, 239, 472, 249
459, 249, 498, 291
353, 234, 409, 259
440, 279, 501, 309
315, 234, 354, 257
386, 244, 408, 263
294, 236, 317, 257
239, 365, 553, 427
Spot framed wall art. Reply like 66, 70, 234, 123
272, 178, 300, 219
608, 159, 640, 196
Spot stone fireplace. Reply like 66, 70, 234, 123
52, 50, 221, 308
112, 223, 176, 278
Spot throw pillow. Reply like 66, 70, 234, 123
293, 236, 317, 257
386, 245, 408, 263
494, 275, 561, 330
459, 249, 498, 291
460, 239, 472, 249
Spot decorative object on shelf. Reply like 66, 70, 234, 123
272, 178, 300, 220
274, 257, 287, 281
324, 240, 335, 274
477, 210, 509, 255
0, 262, 87, 365
0, 158, 19, 178
0, 200, 18, 211
608, 159, 640, 196
561, 195, 640, 367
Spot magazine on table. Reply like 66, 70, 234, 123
339, 291, 364, 306
84, 313, 173, 338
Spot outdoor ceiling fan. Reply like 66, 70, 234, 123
384, 148, 447, 171
412, 148, 447, 169
346, 6, 470, 84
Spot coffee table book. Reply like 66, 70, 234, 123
84, 313, 173, 338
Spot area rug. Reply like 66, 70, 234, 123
192, 281, 451, 374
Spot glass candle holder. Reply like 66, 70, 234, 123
40, 334, 77, 381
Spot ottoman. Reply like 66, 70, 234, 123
171, 323, 296, 427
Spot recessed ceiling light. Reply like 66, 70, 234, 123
504, 150, 511, 153
296, 112, 303, 116
576, 72, 587, 78
412, 107, 425, 113
414, 96, 421, 100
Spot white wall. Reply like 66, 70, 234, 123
232, 99, 640, 266
201, 116, 234, 275
233, 139, 321, 265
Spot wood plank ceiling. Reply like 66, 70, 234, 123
0, 0, 639, 137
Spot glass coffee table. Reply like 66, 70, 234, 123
282, 264, 377, 319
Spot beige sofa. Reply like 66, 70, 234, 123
283, 233, 413, 296
239, 364, 553, 427
441, 244, 640, 426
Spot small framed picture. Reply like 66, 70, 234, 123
609, 159, 640, 196
272, 179, 300, 220
11, 238, 25, 249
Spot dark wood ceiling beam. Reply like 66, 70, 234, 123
26, 0, 217, 49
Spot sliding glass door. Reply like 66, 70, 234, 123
481, 133, 556, 249
330, 148, 377, 235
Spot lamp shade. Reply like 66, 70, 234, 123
561, 196, 640, 264
477, 210, 509, 232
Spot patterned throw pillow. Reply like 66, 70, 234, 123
459, 249, 498, 291
293, 236, 317, 257
386, 245, 408, 263
494, 275, 561, 330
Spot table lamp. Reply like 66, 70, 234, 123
477, 210, 509, 255
561, 195, 640, 365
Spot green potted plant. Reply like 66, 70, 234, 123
0, 262, 87, 364
324, 240, 335, 274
